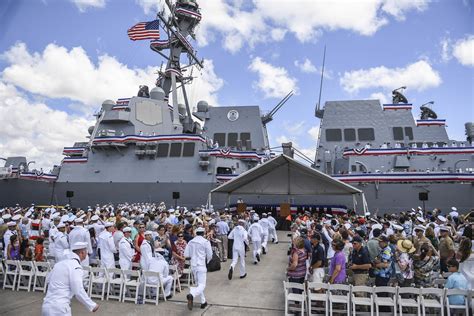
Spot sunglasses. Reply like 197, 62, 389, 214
178, 235, 184, 237
139, 226, 145, 229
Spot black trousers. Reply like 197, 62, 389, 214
288, 277, 305, 294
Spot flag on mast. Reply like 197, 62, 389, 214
127, 20, 160, 41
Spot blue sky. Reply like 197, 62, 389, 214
0, 0, 473, 170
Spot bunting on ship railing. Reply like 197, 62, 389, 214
63, 147, 85, 156
199, 149, 271, 161
175, 7, 202, 21
342, 146, 474, 157
19, 171, 57, 182
383, 103, 413, 110
93, 134, 206, 144
333, 172, 474, 183
216, 173, 239, 183
416, 119, 446, 126
62, 157, 88, 163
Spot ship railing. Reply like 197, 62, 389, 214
0, 167, 16, 178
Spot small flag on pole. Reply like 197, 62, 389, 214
127, 20, 160, 41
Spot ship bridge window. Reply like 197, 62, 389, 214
182, 142, 195, 157
213, 133, 225, 147
227, 133, 238, 147
358, 128, 375, 141
157, 143, 169, 157
344, 129, 356, 141
326, 129, 342, 141
393, 127, 404, 140
217, 167, 232, 175
170, 143, 182, 157
404, 127, 413, 140
240, 133, 251, 143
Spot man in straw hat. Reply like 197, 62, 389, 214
42, 242, 99, 315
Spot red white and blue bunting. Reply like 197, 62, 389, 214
19, 172, 57, 182
63, 147, 85, 156
416, 119, 446, 126
383, 103, 413, 110
93, 134, 206, 144
216, 174, 239, 183
175, 7, 202, 21
333, 172, 474, 183
199, 149, 268, 161
342, 146, 474, 157
62, 157, 88, 163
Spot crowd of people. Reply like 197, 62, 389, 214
0, 202, 279, 313
286, 206, 474, 306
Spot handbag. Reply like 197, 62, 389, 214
207, 251, 221, 272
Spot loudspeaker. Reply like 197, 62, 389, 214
172, 192, 180, 199
66, 190, 74, 198
418, 192, 428, 201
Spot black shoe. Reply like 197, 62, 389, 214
272, 238, 275, 243
165, 294, 173, 300
262, 248, 267, 254
256, 253, 260, 262
275, 241, 278, 244
240, 273, 247, 279
254, 261, 258, 265
200, 302, 208, 309
187, 294, 193, 310
228, 266, 233, 280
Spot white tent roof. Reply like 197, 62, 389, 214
211, 155, 362, 196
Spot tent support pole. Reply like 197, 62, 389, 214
352, 194, 357, 214
227, 193, 230, 207
287, 162, 291, 203
207, 192, 212, 209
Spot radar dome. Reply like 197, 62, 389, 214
101, 100, 115, 112
150, 87, 165, 100
88, 126, 94, 135
197, 100, 209, 112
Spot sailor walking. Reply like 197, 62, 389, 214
228, 219, 249, 279
68, 218, 93, 266
140, 231, 154, 270
259, 213, 270, 254
248, 218, 263, 264
97, 222, 116, 272
185, 227, 213, 310
42, 242, 99, 316
54, 223, 70, 262
267, 212, 278, 244
118, 227, 135, 272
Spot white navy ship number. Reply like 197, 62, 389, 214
227, 110, 239, 121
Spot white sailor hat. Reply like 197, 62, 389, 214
7, 221, 16, 227
437, 215, 447, 222
262, 213, 267, 216
123, 227, 132, 233
195, 227, 205, 233
2, 214, 11, 220
71, 242, 88, 251
372, 224, 383, 231
68, 215, 76, 222
144, 230, 153, 236
60, 215, 69, 223
52, 213, 60, 220
12, 214, 21, 221
451, 206, 457, 211
195, 211, 201, 215
238, 219, 246, 224
416, 216, 426, 223
344, 223, 351, 229
326, 214, 333, 218
74, 218, 84, 224
439, 225, 450, 232
393, 224, 403, 231
91, 215, 99, 221
104, 222, 114, 228
57, 223, 66, 229
414, 225, 425, 232
323, 220, 331, 225
365, 212, 371, 217
25, 211, 32, 218
0, 219, 3, 225
250, 210, 255, 213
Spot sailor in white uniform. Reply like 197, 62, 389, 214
118, 227, 135, 273
185, 227, 213, 310
54, 223, 70, 262
42, 242, 99, 316
248, 217, 263, 264
140, 231, 154, 270
97, 222, 116, 273
146, 249, 173, 299
68, 218, 93, 266
48, 215, 61, 260
228, 219, 249, 279
259, 213, 270, 254
267, 212, 279, 244
3, 221, 17, 258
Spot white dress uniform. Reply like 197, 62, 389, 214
118, 236, 135, 271
42, 252, 97, 316
48, 225, 58, 258
98, 230, 116, 270
3, 228, 16, 258
54, 231, 70, 262
184, 235, 213, 304
69, 226, 93, 266
267, 215, 278, 243
258, 217, 270, 251
248, 222, 263, 263
140, 240, 154, 270
228, 225, 249, 277
147, 254, 173, 297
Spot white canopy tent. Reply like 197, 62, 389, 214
210, 155, 368, 214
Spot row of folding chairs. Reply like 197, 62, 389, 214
284, 281, 473, 316
1, 259, 51, 292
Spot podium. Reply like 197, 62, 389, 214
279, 203, 291, 218
236, 203, 246, 214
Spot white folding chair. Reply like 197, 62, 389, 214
420, 287, 444, 316
82, 266, 91, 291
88, 267, 108, 300
3, 260, 19, 290
17, 261, 35, 292
307, 282, 329, 316
328, 283, 350, 316
122, 269, 141, 304
433, 278, 447, 288
283, 281, 306, 316
351, 285, 374, 316
0, 260, 5, 287
33, 261, 51, 292
142, 270, 166, 305
180, 263, 194, 288
446, 288, 469, 316
169, 264, 181, 295
373, 286, 397, 316
398, 287, 421, 316
106, 268, 124, 301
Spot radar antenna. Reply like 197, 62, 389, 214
392, 86, 408, 104
315, 45, 326, 119
261, 91, 294, 125
420, 101, 437, 119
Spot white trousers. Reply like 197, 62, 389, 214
268, 227, 278, 243
161, 275, 173, 296
252, 240, 262, 262
231, 247, 246, 276
190, 266, 207, 304
42, 303, 71, 316
101, 255, 115, 277
261, 233, 269, 250
119, 259, 132, 279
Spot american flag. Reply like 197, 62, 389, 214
127, 20, 160, 41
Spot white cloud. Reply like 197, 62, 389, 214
69, 0, 106, 12
294, 58, 317, 73
453, 35, 474, 67
369, 92, 389, 104
0, 82, 92, 171
308, 125, 320, 141
381, 0, 430, 21
249, 57, 298, 99
283, 121, 306, 135
1, 42, 223, 108
135, 0, 162, 15
340, 60, 441, 93
440, 37, 452, 62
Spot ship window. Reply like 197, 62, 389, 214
169, 143, 182, 157
326, 129, 342, 141
240, 133, 251, 143
182, 142, 195, 157
344, 129, 356, 141
393, 127, 404, 140
227, 133, 238, 147
217, 167, 232, 175
157, 143, 169, 157
213, 133, 225, 147
351, 165, 357, 172
358, 128, 375, 141
404, 127, 413, 140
